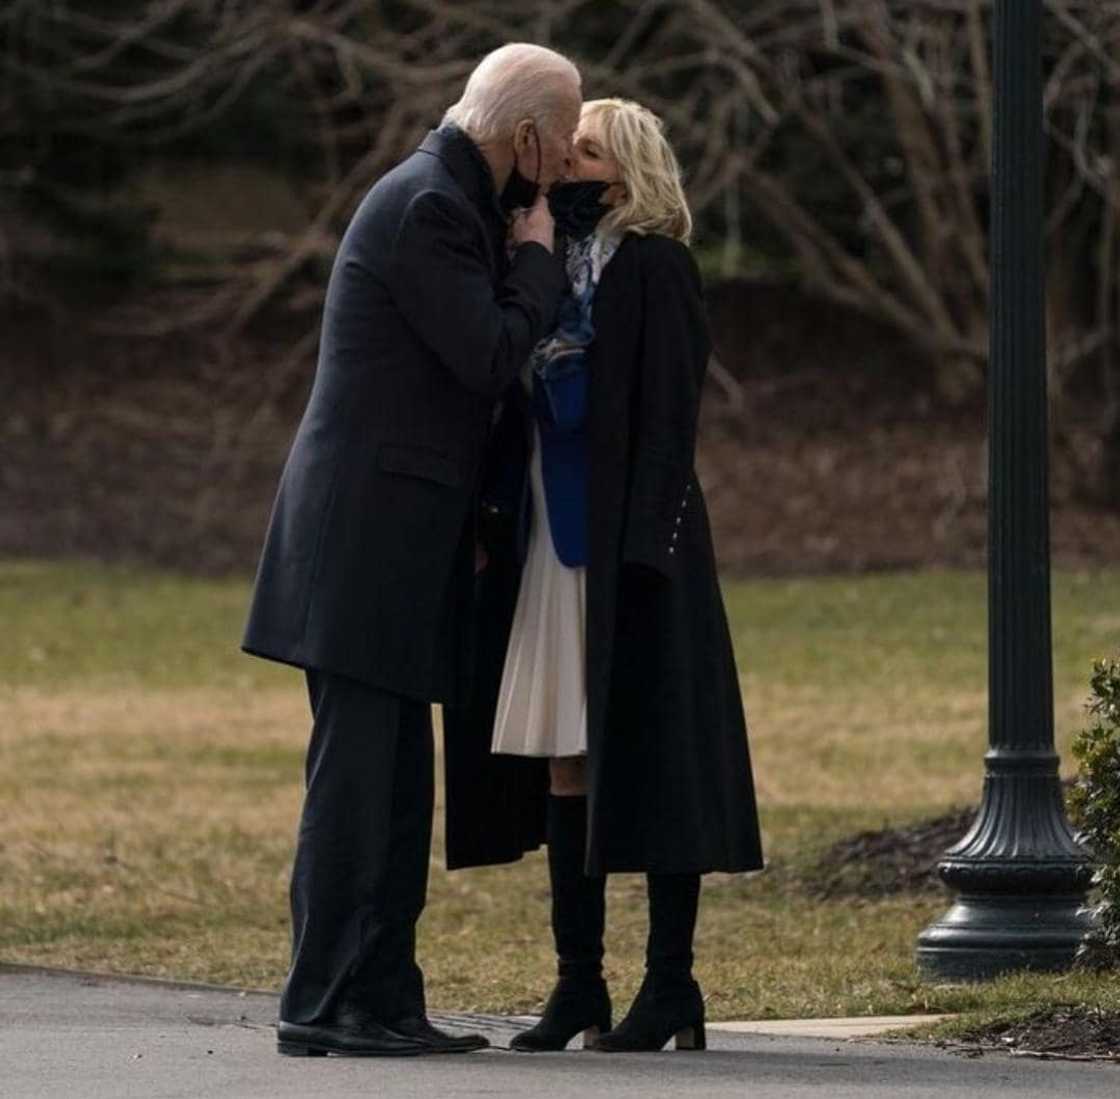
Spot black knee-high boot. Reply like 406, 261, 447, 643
596, 873, 705, 1053
510, 795, 611, 1052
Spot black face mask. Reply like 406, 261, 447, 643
548, 179, 614, 240
500, 126, 541, 212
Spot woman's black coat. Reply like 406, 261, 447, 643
443, 232, 764, 876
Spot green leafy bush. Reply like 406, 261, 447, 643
1069, 658, 1120, 967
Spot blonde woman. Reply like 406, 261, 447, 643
443, 99, 764, 1053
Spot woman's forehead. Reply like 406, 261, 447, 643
575, 115, 606, 145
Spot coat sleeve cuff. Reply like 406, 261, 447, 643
621, 515, 680, 580
509, 241, 566, 297
621, 474, 695, 579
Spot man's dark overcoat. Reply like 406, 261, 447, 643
444, 233, 765, 876
242, 126, 565, 703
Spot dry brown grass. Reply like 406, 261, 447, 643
2, 561, 1118, 1021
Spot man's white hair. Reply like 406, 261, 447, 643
443, 43, 581, 142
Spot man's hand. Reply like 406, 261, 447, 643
510, 192, 555, 253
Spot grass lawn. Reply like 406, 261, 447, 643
2, 558, 1119, 1024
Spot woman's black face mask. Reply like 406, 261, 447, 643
500, 126, 541, 212
548, 179, 614, 240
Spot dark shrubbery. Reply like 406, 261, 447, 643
1070, 658, 1120, 968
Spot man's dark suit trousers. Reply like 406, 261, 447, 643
279, 670, 434, 1025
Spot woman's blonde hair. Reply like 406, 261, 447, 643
582, 98, 692, 244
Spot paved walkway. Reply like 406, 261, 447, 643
1, 966, 1116, 1098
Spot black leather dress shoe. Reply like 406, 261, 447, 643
387, 1016, 490, 1053
277, 1011, 426, 1057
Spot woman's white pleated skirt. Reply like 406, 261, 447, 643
490, 425, 587, 758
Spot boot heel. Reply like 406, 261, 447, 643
674, 1021, 706, 1051
278, 1041, 327, 1057
509, 980, 612, 1052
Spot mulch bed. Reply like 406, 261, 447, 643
941, 1006, 1120, 1062
800, 808, 976, 898
802, 778, 1082, 899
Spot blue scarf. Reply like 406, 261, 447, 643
529, 231, 621, 434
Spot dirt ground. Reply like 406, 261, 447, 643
4, 284, 1120, 576
945, 1006, 1120, 1061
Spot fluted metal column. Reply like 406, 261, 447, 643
915, 0, 1093, 979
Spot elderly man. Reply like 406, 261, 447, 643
242, 43, 581, 1057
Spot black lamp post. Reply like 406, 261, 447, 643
915, 0, 1094, 979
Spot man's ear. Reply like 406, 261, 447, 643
513, 119, 535, 151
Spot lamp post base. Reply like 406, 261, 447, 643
916, 757, 1093, 980
917, 892, 1093, 980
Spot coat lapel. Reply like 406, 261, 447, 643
418, 125, 508, 273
